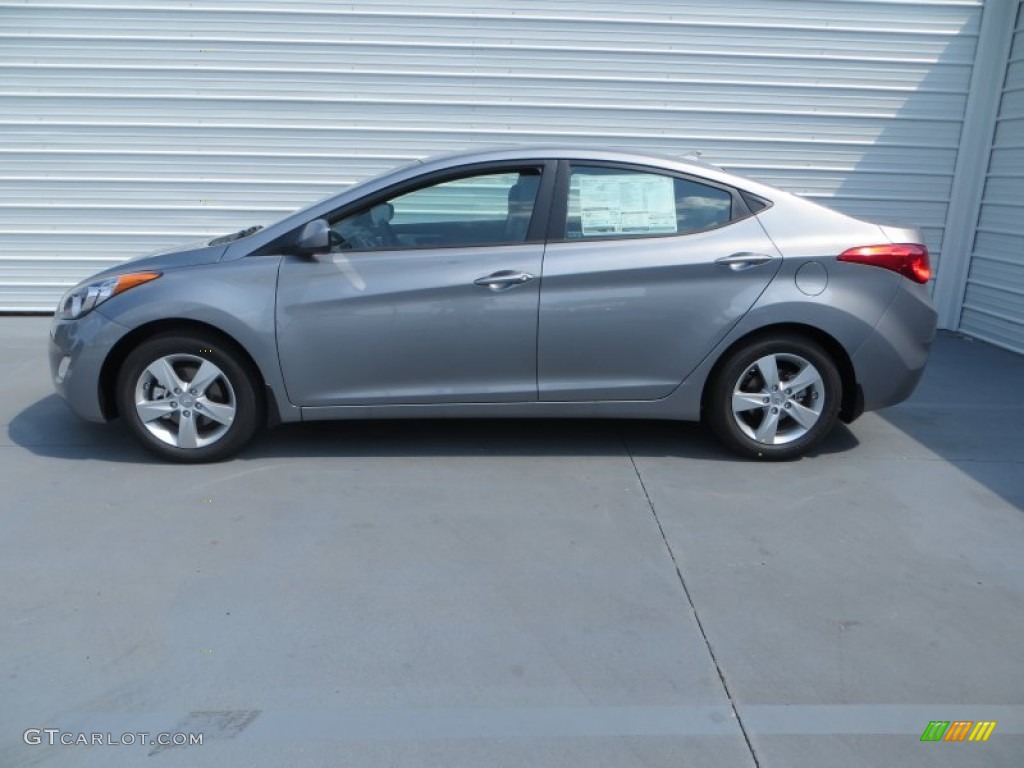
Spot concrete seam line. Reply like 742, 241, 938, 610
619, 427, 761, 768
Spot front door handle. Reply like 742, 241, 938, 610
715, 252, 775, 270
473, 270, 535, 291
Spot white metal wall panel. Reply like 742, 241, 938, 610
0, 0, 982, 310
960, 2, 1024, 353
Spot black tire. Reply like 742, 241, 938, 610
706, 334, 842, 460
115, 332, 263, 463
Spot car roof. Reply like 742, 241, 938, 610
422, 144, 717, 166
414, 145, 762, 193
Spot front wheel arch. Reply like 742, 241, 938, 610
99, 319, 269, 421
114, 331, 265, 462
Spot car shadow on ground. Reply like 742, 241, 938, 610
9, 394, 859, 464
875, 333, 1024, 511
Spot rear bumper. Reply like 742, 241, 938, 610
49, 309, 131, 423
852, 281, 937, 412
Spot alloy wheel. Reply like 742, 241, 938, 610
133, 353, 237, 449
730, 352, 825, 445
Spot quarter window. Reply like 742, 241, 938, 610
329, 168, 542, 251
566, 165, 733, 239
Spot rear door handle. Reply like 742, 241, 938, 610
474, 270, 535, 290
716, 252, 775, 270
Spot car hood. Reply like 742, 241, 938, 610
90, 241, 228, 280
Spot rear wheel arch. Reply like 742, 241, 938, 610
701, 323, 860, 423
99, 319, 269, 421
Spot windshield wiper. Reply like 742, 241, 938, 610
208, 225, 264, 246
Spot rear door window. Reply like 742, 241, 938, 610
565, 165, 734, 239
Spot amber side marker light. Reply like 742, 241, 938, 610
837, 243, 931, 284
112, 271, 162, 295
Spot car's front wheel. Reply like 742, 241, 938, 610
116, 332, 263, 462
706, 335, 842, 460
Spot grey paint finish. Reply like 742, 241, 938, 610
48, 147, 937, 457
277, 243, 545, 405
47, 307, 130, 422
852, 281, 936, 411
53, 253, 300, 423
538, 216, 781, 401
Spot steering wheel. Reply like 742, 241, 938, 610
330, 208, 400, 250
328, 228, 350, 251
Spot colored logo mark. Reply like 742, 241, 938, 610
921, 720, 996, 742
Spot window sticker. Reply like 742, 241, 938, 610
577, 173, 677, 236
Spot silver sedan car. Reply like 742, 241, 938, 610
49, 147, 937, 462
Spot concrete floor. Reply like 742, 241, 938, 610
1, 316, 1022, 767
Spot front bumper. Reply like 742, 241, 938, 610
49, 309, 131, 423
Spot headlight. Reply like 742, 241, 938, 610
56, 272, 161, 320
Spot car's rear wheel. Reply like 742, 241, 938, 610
116, 332, 262, 462
706, 335, 841, 460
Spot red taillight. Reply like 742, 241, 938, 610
837, 243, 931, 284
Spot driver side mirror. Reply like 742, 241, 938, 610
294, 218, 331, 256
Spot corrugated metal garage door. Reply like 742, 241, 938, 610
0, 0, 981, 311
959, 2, 1024, 353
